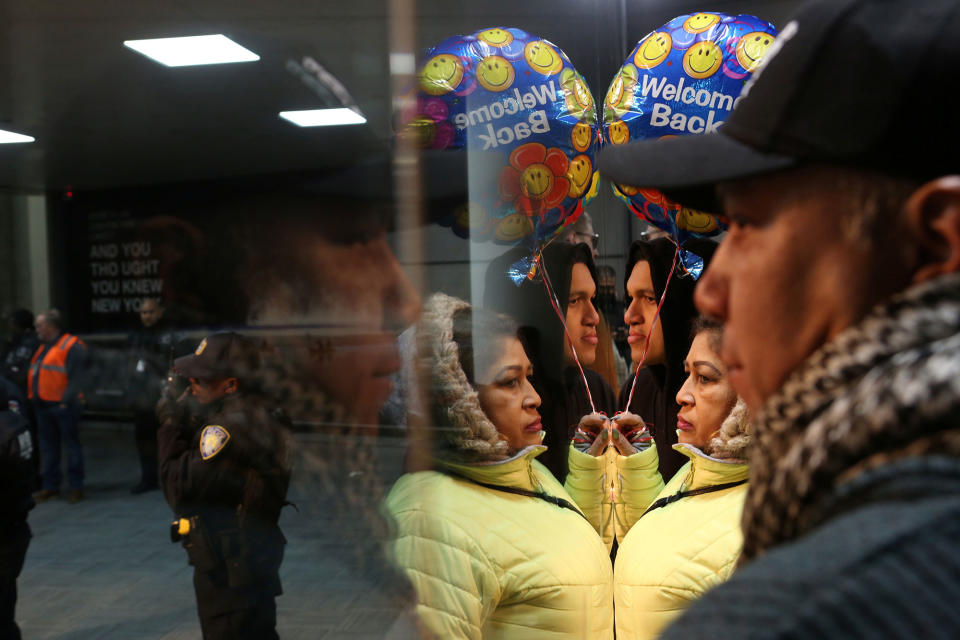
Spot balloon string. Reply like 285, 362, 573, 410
622, 242, 680, 413
538, 254, 596, 414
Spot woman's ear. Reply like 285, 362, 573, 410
904, 176, 960, 283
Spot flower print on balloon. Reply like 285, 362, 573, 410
602, 12, 777, 258
399, 27, 599, 259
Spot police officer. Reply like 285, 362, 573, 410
157, 331, 292, 640
0, 400, 35, 640
128, 297, 186, 494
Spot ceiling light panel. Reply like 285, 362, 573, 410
0, 129, 35, 144
279, 108, 367, 127
124, 34, 259, 67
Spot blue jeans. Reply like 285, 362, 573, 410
35, 403, 84, 491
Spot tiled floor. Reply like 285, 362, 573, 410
16, 423, 418, 639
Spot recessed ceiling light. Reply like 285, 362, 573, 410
279, 108, 367, 127
0, 129, 34, 144
124, 34, 259, 67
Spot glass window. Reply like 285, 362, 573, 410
1, 1, 800, 637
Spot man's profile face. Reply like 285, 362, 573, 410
562, 262, 600, 367
252, 225, 422, 427
140, 299, 163, 327
694, 168, 907, 411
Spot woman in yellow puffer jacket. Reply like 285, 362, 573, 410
566, 317, 750, 639
384, 293, 613, 640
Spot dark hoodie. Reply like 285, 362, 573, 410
618, 238, 716, 481
484, 242, 617, 483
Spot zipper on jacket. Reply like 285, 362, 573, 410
526, 457, 543, 493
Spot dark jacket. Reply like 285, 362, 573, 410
0, 409, 35, 525
618, 238, 715, 480
158, 392, 292, 606
3, 331, 39, 394
485, 242, 616, 482
128, 320, 186, 411
660, 456, 960, 639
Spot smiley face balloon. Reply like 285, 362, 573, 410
402, 27, 599, 253
602, 12, 777, 246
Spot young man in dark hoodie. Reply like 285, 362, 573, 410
619, 238, 715, 480
484, 242, 617, 483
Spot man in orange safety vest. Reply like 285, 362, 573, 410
28, 310, 88, 504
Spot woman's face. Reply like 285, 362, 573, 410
675, 331, 738, 450
476, 337, 543, 452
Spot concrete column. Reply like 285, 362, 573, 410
13, 194, 50, 313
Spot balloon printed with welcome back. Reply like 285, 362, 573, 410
603, 12, 777, 249
403, 27, 600, 259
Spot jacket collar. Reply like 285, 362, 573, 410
437, 445, 546, 492
673, 442, 749, 490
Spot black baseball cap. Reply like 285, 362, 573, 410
600, 0, 960, 213
174, 332, 260, 380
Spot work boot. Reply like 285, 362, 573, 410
67, 489, 84, 504
33, 489, 60, 502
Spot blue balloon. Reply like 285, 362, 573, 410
402, 27, 600, 250
602, 12, 777, 246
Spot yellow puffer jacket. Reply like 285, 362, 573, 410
614, 443, 749, 639
564, 443, 664, 550
384, 444, 614, 640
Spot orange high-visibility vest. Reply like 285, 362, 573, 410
28, 333, 84, 402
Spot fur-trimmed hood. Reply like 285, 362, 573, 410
704, 399, 751, 462
417, 293, 511, 463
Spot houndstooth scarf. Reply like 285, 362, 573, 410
740, 273, 960, 563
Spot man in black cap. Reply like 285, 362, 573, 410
601, 0, 960, 637
157, 331, 292, 640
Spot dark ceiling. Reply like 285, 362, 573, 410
0, 0, 801, 194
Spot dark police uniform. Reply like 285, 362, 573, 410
128, 318, 186, 492
0, 408, 35, 640
158, 333, 292, 640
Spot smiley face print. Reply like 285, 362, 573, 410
683, 41, 722, 79
566, 155, 593, 198
683, 13, 720, 34
561, 69, 595, 122
525, 40, 563, 76
605, 64, 638, 119
676, 207, 719, 233
419, 54, 464, 95
454, 202, 489, 232
571, 122, 593, 152
520, 163, 555, 200
633, 31, 672, 70
736, 31, 775, 72
607, 120, 630, 145
477, 28, 514, 47
476, 55, 516, 92
494, 213, 534, 242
